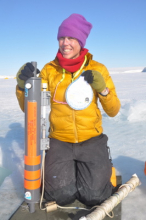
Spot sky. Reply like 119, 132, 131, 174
0, 0, 146, 76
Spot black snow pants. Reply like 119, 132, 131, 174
44, 134, 113, 206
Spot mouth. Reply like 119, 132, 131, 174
62, 48, 72, 54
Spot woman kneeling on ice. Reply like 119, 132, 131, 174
16, 13, 121, 206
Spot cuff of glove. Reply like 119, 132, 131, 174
99, 87, 109, 96
18, 85, 25, 91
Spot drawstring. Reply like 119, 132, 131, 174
60, 69, 66, 82
62, 55, 87, 82
71, 55, 87, 82
53, 55, 87, 104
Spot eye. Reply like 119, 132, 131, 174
59, 37, 65, 40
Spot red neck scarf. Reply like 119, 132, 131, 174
56, 48, 88, 72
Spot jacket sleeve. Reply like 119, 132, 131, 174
98, 65, 121, 117
15, 65, 49, 112
39, 65, 50, 90
16, 85, 25, 112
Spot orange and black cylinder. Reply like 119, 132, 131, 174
24, 62, 41, 213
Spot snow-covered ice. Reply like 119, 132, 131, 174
0, 67, 146, 219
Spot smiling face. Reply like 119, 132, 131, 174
59, 37, 81, 59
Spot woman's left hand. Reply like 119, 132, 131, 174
82, 70, 106, 93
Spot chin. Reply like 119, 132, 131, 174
63, 55, 73, 59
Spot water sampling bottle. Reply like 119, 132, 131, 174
24, 62, 41, 213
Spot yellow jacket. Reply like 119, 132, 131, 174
16, 52, 120, 143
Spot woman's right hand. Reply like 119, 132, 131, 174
16, 63, 40, 90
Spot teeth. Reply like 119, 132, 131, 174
64, 49, 70, 52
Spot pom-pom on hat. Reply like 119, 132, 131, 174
57, 13, 92, 48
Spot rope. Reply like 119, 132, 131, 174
41, 174, 140, 218
40, 150, 46, 211
57, 204, 99, 211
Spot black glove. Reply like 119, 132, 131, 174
82, 70, 93, 84
19, 63, 40, 81
16, 63, 40, 89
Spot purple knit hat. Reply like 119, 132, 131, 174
57, 14, 92, 48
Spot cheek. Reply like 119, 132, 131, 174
73, 41, 81, 51
59, 41, 62, 48
59, 45, 63, 53
74, 44, 81, 53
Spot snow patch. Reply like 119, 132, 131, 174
127, 101, 146, 122
109, 66, 144, 74
102, 100, 146, 122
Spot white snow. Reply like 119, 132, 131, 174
0, 67, 146, 219
0, 76, 16, 79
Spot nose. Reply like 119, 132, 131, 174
63, 37, 69, 45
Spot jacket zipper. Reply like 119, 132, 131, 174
72, 110, 78, 143
71, 73, 78, 143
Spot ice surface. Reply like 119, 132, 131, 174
0, 69, 146, 219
